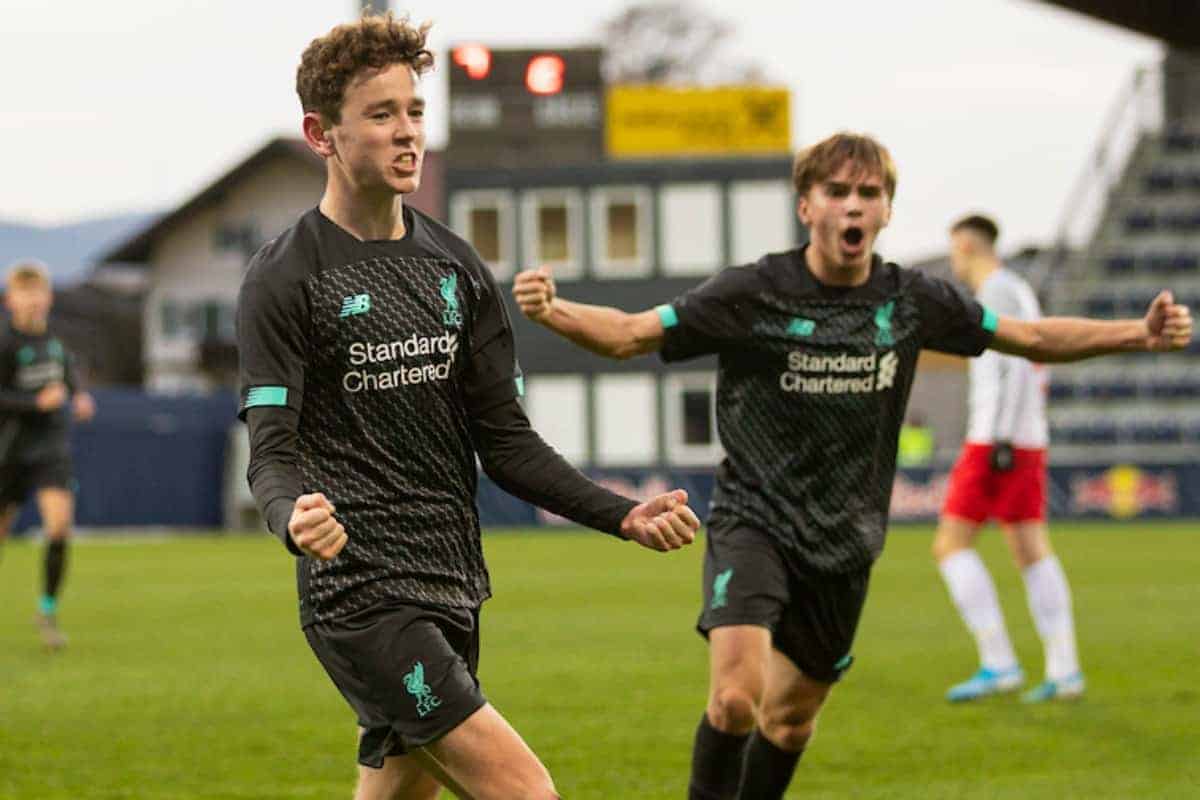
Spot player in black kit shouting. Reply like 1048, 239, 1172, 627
236, 13, 699, 800
513, 132, 1193, 799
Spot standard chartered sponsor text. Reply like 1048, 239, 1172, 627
343, 333, 458, 393
780, 350, 896, 394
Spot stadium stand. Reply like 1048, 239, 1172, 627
1039, 55, 1200, 465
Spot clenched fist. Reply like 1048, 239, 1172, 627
35, 382, 67, 412
288, 492, 347, 561
620, 489, 701, 552
1142, 290, 1193, 351
512, 266, 557, 323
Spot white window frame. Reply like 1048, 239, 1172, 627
730, 180, 795, 265
159, 297, 184, 341
450, 190, 515, 280
659, 182, 723, 277
523, 374, 589, 465
589, 185, 653, 278
663, 371, 723, 466
521, 188, 584, 280
593, 373, 658, 467
159, 297, 204, 344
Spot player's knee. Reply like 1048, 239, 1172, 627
480, 764, 558, 800
932, 530, 966, 562
493, 779, 559, 800
708, 685, 758, 734
46, 525, 71, 542
761, 708, 817, 752
765, 718, 816, 752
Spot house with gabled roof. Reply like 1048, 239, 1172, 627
99, 136, 443, 391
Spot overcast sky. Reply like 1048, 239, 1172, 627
1, 0, 1160, 261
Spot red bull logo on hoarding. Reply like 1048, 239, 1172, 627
889, 472, 949, 520
1069, 465, 1179, 518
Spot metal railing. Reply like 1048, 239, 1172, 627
1028, 62, 1164, 305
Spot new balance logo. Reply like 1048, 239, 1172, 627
711, 568, 733, 610
786, 317, 816, 337
403, 661, 442, 718
340, 293, 371, 318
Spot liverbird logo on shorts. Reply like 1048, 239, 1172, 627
403, 661, 442, 718
711, 568, 734, 610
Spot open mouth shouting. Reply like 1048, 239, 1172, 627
841, 226, 865, 257
393, 152, 419, 174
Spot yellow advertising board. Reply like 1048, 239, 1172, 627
606, 86, 791, 158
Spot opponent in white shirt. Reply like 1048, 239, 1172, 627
967, 268, 1049, 449
934, 215, 1083, 704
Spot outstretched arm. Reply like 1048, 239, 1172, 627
991, 290, 1193, 363
512, 267, 664, 360
470, 396, 699, 552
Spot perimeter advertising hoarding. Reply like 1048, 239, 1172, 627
477, 464, 1198, 527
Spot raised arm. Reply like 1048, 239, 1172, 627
512, 267, 664, 360
990, 290, 1193, 363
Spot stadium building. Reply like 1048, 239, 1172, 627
86, 12, 1200, 528
443, 45, 798, 474
98, 139, 444, 392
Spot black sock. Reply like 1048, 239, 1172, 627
737, 730, 804, 799
44, 538, 68, 600
689, 713, 750, 800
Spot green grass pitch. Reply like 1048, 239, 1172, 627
1, 522, 1197, 798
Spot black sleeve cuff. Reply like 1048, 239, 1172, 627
265, 496, 302, 556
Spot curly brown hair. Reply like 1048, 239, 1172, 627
792, 132, 898, 202
296, 12, 434, 123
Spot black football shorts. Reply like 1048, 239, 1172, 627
697, 518, 870, 684
304, 602, 487, 768
0, 458, 73, 508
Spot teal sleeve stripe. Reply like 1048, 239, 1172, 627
245, 386, 288, 408
655, 304, 679, 329
515, 374, 526, 397
981, 306, 999, 334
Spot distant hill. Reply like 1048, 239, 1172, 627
0, 212, 158, 287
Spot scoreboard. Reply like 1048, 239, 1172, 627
446, 46, 605, 169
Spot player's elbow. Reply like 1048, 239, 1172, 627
607, 312, 658, 360
609, 338, 643, 361
1021, 324, 1055, 362
998, 320, 1052, 362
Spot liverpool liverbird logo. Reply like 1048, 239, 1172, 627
711, 568, 734, 610
874, 300, 896, 347
440, 274, 463, 329
403, 662, 442, 718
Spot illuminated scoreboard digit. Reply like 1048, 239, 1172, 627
447, 46, 604, 168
